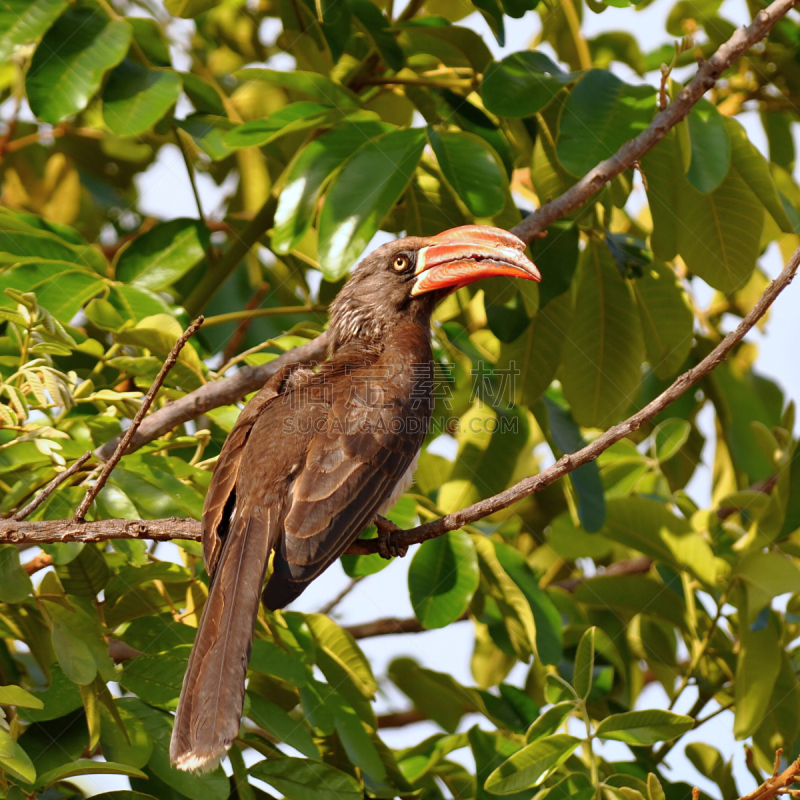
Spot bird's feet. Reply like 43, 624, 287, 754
375, 515, 408, 560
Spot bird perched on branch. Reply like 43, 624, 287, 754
169, 225, 540, 771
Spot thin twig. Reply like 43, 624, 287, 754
204, 305, 327, 327
738, 752, 800, 800
73, 318, 204, 522
318, 577, 362, 616
173, 125, 207, 229
23, 552, 53, 575
13, 451, 91, 521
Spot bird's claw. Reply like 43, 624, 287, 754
375, 515, 408, 559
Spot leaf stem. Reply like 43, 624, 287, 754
202, 305, 327, 327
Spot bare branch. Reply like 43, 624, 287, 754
736, 751, 800, 800
0, 518, 200, 546
94, 333, 328, 461
509, 0, 800, 243
13, 451, 91, 521
75, 317, 205, 521
377, 710, 426, 728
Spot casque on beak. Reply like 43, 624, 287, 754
410, 225, 541, 296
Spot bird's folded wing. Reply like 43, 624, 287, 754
264, 385, 425, 607
201, 364, 302, 576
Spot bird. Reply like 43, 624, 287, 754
169, 224, 541, 771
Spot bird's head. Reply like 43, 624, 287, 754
328, 225, 541, 350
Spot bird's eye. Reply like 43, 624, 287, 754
393, 255, 409, 272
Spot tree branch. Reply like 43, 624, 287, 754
737, 751, 800, 800
75, 317, 204, 521
509, 0, 799, 242
91, 0, 795, 464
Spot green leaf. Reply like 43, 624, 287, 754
273, 121, 391, 255
116, 219, 209, 291
351, 0, 403, 70
318, 128, 426, 280
102, 61, 182, 136
600, 497, 716, 587
0, 0, 67, 62
482, 52, 572, 118
684, 745, 737, 800
541, 396, 606, 532
643, 130, 762, 292
498, 291, 572, 407
303, 613, 377, 697
110, 464, 204, 519
493, 542, 563, 665
36, 760, 146, 789
0, 209, 107, 273
0, 728, 36, 784
557, 70, 654, 176
525, 702, 575, 743
0, 545, 33, 603
633, 261, 693, 379
0, 684, 44, 709
99, 702, 154, 769
175, 114, 235, 161
485, 734, 581, 794
574, 574, 688, 630
235, 68, 359, 109
18, 666, 82, 723
119, 647, 189, 710
733, 552, 800, 625
595, 709, 694, 744
725, 116, 794, 232
409, 530, 479, 628
561, 239, 645, 428
247, 693, 320, 759
26, 7, 131, 123
573, 626, 595, 699
428, 128, 507, 217
0, 263, 106, 324
473, 0, 505, 45
55, 544, 111, 597
51, 619, 96, 684
474, 537, 537, 661
685, 100, 730, 193
250, 757, 363, 800
652, 418, 691, 463
223, 102, 348, 149
165, 0, 220, 17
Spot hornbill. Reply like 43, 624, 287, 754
169, 225, 540, 771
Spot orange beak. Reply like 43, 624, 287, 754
410, 225, 541, 296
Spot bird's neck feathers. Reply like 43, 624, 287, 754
327, 293, 432, 353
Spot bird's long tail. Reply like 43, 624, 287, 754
169, 507, 274, 771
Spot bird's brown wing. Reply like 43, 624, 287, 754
262, 366, 426, 609
202, 362, 305, 576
